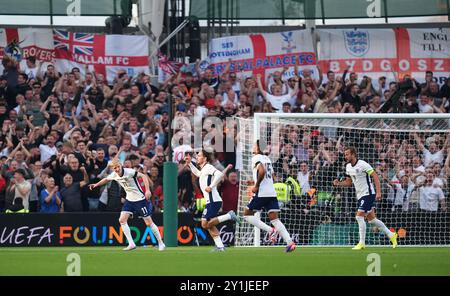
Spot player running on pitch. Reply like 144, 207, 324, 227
333, 147, 398, 250
89, 159, 165, 251
184, 150, 240, 252
243, 141, 297, 253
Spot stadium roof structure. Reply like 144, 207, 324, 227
190, 0, 450, 21
0, 0, 132, 16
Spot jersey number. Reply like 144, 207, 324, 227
264, 163, 273, 179
119, 180, 131, 191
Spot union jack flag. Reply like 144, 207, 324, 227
158, 53, 183, 75
53, 30, 94, 55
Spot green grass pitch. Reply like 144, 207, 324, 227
1, 246, 449, 276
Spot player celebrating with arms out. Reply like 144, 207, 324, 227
184, 150, 240, 252
333, 147, 397, 250
244, 141, 297, 253
89, 159, 165, 251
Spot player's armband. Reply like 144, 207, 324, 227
366, 169, 375, 175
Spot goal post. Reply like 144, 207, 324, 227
235, 113, 450, 247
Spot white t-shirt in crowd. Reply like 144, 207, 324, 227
265, 93, 292, 113
39, 144, 58, 163
297, 171, 310, 195
413, 165, 426, 173
127, 131, 146, 147
423, 149, 444, 167
418, 101, 433, 113
14, 180, 32, 211
392, 182, 415, 212
22, 65, 40, 80
419, 185, 445, 212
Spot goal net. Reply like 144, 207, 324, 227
235, 114, 450, 247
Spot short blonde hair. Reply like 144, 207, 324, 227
108, 159, 121, 168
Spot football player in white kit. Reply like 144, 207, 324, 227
89, 159, 166, 251
184, 150, 240, 252
333, 147, 398, 250
243, 141, 297, 253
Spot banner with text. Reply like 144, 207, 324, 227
0, 28, 149, 84
0, 213, 195, 247
319, 28, 450, 84
208, 30, 317, 82
0, 213, 239, 247
53, 30, 149, 84
0, 28, 54, 77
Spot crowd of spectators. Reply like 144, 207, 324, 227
271, 125, 449, 213
0, 53, 449, 222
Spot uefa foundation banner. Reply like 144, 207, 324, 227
319, 28, 450, 84
0, 28, 149, 83
0, 213, 236, 247
0, 213, 190, 247
208, 30, 317, 81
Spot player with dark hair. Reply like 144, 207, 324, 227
333, 147, 398, 250
184, 149, 240, 252
243, 141, 297, 252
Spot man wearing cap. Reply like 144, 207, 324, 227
176, 103, 187, 114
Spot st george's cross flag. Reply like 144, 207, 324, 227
0, 28, 54, 76
53, 29, 150, 83
0, 28, 149, 84
319, 28, 450, 84
208, 30, 317, 83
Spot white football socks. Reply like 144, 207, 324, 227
150, 223, 164, 244
356, 216, 366, 245
244, 215, 273, 233
271, 219, 293, 245
121, 223, 135, 246
369, 218, 394, 239
217, 213, 232, 223
212, 235, 224, 248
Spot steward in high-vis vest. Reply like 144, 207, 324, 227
274, 176, 302, 207
196, 197, 207, 213
274, 176, 319, 212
